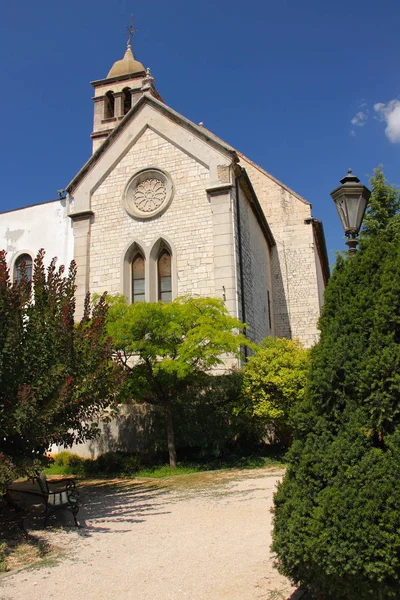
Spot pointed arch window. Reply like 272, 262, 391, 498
14, 253, 33, 283
158, 249, 172, 303
132, 253, 145, 302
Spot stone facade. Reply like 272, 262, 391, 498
239, 155, 326, 348
0, 47, 329, 357
89, 127, 214, 302
0, 46, 330, 458
234, 183, 272, 344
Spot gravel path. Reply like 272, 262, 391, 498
1, 469, 295, 600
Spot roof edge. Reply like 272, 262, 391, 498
0, 198, 62, 216
310, 218, 330, 285
238, 151, 311, 206
235, 165, 275, 248
66, 94, 238, 193
91, 71, 146, 87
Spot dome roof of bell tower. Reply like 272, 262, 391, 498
107, 43, 145, 78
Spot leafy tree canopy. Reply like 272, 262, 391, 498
0, 250, 123, 490
106, 295, 249, 467
272, 168, 400, 599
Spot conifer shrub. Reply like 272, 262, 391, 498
272, 169, 400, 599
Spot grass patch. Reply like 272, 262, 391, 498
45, 464, 73, 476
134, 464, 200, 478
45, 448, 287, 479
134, 454, 286, 478
0, 510, 54, 574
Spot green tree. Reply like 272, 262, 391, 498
106, 295, 248, 468
0, 250, 123, 491
361, 166, 400, 239
241, 337, 309, 446
272, 169, 400, 599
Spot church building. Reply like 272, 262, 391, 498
0, 41, 329, 349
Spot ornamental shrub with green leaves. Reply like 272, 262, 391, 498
0, 250, 124, 491
272, 167, 400, 599
241, 337, 309, 446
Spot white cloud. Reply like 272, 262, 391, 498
350, 103, 369, 136
351, 111, 368, 127
374, 99, 400, 143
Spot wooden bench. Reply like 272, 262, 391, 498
35, 473, 80, 527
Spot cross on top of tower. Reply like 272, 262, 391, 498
124, 15, 136, 48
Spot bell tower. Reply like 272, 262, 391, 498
90, 30, 162, 153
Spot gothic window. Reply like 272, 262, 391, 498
14, 253, 33, 283
132, 253, 145, 302
104, 91, 115, 119
122, 87, 132, 115
158, 249, 172, 303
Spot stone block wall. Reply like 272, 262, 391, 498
234, 184, 272, 344
240, 155, 322, 348
89, 127, 215, 300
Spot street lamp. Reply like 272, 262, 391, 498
330, 169, 371, 254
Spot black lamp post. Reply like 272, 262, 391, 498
330, 169, 371, 254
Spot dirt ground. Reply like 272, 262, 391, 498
0, 468, 296, 600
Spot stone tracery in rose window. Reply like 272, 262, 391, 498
124, 168, 174, 219
133, 179, 167, 213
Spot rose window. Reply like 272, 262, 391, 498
124, 168, 174, 219
133, 179, 167, 212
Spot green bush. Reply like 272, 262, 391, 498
52, 451, 84, 473
48, 451, 141, 477
91, 451, 140, 476
272, 169, 400, 599
241, 337, 309, 446
172, 372, 266, 458
0, 543, 7, 573
274, 411, 400, 599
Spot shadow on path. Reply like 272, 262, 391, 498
5, 478, 172, 536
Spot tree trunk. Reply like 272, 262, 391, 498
165, 401, 177, 468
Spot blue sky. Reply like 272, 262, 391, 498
1, 0, 399, 262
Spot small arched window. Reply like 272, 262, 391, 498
104, 91, 115, 119
158, 249, 172, 303
132, 253, 145, 302
122, 87, 132, 115
14, 253, 33, 283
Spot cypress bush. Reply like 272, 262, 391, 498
272, 169, 400, 599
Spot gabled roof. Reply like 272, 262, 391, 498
237, 152, 310, 206
66, 94, 238, 193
